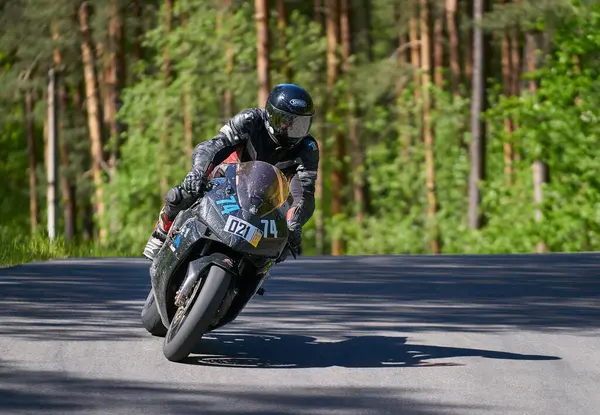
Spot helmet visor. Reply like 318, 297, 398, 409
268, 106, 313, 139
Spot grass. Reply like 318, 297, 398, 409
0, 231, 139, 267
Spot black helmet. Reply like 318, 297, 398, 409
264, 84, 315, 148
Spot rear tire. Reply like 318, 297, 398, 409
162, 265, 231, 362
141, 288, 168, 337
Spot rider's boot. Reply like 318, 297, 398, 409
143, 207, 174, 261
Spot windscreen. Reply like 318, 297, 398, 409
234, 161, 290, 217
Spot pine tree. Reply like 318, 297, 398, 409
255, 0, 270, 106
468, 0, 485, 230
79, 1, 107, 244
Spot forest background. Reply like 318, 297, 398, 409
1, 0, 599, 264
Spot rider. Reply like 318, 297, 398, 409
143, 83, 319, 261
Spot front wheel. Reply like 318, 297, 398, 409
162, 265, 231, 362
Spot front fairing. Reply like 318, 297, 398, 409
196, 170, 289, 258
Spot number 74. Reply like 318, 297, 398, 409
260, 219, 278, 238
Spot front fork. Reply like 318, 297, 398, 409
174, 268, 198, 307
174, 243, 213, 308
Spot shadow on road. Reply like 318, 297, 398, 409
242, 254, 600, 335
0, 254, 599, 341
0, 359, 488, 414
185, 332, 560, 369
0, 259, 151, 341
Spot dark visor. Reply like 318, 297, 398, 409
269, 106, 313, 139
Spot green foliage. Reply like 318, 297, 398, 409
2, 0, 600, 264
481, 0, 600, 252
113, 1, 257, 249
327, 0, 600, 255
342, 84, 472, 255
0, 119, 30, 232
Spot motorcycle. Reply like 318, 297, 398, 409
140, 161, 295, 362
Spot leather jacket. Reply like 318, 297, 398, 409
190, 108, 319, 227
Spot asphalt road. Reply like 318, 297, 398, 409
1, 254, 599, 415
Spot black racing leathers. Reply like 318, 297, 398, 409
163, 108, 320, 230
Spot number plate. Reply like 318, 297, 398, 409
223, 215, 263, 247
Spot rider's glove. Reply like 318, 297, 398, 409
276, 223, 302, 263
182, 169, 208, 197
287, 221, 303, 256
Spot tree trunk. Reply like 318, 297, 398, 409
79, 2, 107, 244
500, 0, 513, 184
445, 0, 460, 96
511, 26, 521, 98
340, 0, 351, 93
314, 0, 325, 255
464, 0, 473, 90
433, 8, 444, 88
255, 0, 270, 106
526, 31, 547, 253
409, 1, 420, 101
468, 0, 485, 230
52, 25, 76, 243
341, 0, 363, 223
160, 0, 174, 195
107, 0, 125, 171
409, 0, 422, 148
397, 32, 411, 161
24, 91, 39, 233
327, 0, 345, 255
46, 68, 59, 242
420, 0, 440, 253
107, 0, 125, 236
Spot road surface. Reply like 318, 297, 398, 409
1, 254, 599, 414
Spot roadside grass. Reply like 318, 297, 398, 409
0, 231, 139, 267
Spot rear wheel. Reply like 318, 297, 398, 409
162, 265, 231, 362
141, 288, 168, 337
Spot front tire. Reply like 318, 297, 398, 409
162, 265, 231, 362
141, 288, 168, 337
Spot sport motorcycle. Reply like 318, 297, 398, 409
141, 161, 294, 362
